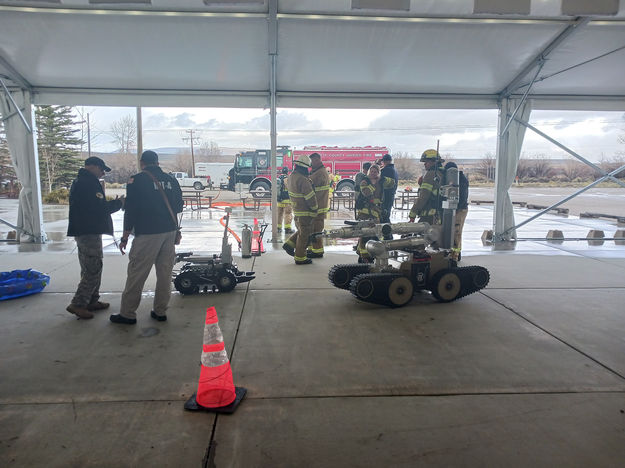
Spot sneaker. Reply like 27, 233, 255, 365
284, 228, 294, 234
87, 301, 110, 311
150, 310, 167, 322
109, 314, 137, 325
307, 251, 323, 259
295, 258, 313, 265
66, 304, 94, 320
282, 243, 295, 257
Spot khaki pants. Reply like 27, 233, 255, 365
309, 213, 326, 254
277, 203, 293, 229
120, 231, 176, 319
72, 234, 103, 307
454, 208, 468, 252
285, 216, 313, 262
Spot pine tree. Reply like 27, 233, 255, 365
35, 105, 84, 193
0, 121, 17, 190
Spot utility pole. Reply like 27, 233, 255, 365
87, 112, 91, 157
182, 129, 200, 176
136, 107, 143, 170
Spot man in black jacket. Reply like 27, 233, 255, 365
110, 150, 183, 325
67, 157, 123, 319
380, 154, 398, 238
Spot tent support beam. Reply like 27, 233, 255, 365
0, 54, 32, 91
516, 118, 625, 189
500, 60, 543, 136
499, 164, 625, 239
499, 16, 590, 97
496, 118, 625, 239
269, 0, 278, 242
0, 78, 32, 133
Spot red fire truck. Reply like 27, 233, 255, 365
229, 145, 390, 197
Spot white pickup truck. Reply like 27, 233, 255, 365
170, 172, 210, 190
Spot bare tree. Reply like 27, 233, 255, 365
528, 155, 554, 180
562, 160, 592, 181
107, 153, 138, 184
392, 151, 418, 180
171, 150, 193, 175
110, 115, 137, 155
196, 140, 222, 162
478, 152, 496, 180
516, 159, 532, 180
599, 154, 625, 179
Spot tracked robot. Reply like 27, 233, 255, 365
311, 165, 489, 307
172, 207, 255, 294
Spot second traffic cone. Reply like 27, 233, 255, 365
251, 218, 261, 256
184, 306, 246, 413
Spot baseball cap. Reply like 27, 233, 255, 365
84, 156, 111, 172
140, 150, 159, 164
382, 154, 392, 161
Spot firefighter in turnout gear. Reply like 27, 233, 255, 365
277, 167, 293, 233
282, 154, 318, 265
409, 149, 445, 224
355, 164, 396, 262
308, 153, 331, 258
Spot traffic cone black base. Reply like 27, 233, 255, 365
184, 387, 247, 414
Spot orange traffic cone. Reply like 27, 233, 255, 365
251, 218, 261, 256
184, 307, 246, 413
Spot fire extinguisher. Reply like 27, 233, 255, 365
241, 224, 252, 258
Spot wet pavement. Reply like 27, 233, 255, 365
1, 192, 625, 467
2, 189, 623, 258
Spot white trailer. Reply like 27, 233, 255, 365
195, 163, 232, 189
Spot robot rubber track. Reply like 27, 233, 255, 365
347, 265, 490, 308
328, 263, 372, 290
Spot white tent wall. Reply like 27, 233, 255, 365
0, 89, 46, 243
493, 98, 532, 242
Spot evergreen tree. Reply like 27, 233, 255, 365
35, 105, 84, 192
0, 121, 17, 188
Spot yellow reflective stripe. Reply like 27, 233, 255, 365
318, 207, 330, 213
285, 239, 295, 247
383, 177, 396, 189
294, 255, 308, 261
293, 211, 317, 217
361, 183, 375, 196
304, 191, 316, 200
314, 185, 331, 191
420, 183, 433, 192
288, 191, 305, 198
309, 247, 324, 253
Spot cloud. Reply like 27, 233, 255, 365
84, 106, 624, 161
172, 112, 196, 127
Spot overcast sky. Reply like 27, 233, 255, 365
80, 106, 625, 162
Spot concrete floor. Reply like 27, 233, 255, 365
1, 201, 625, 467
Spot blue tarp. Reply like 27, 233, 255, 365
0, 269, 50, 301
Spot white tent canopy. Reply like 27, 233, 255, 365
1, 0, 624, 241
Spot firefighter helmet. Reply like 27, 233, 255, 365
294, 154, 311, 168
420, 149, 440, 162
281, 166, 289, 174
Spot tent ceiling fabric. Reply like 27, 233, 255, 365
0, 0, 624, 110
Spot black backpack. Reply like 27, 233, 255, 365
277, 175, 289, 202
458, 171, 469, 210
